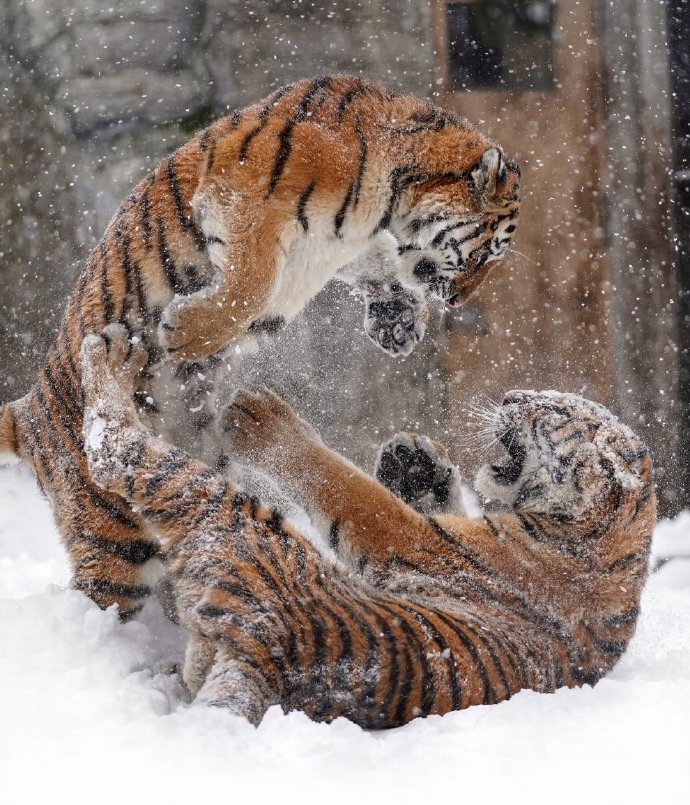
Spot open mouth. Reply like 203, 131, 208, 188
446, 293, 463, 308
490, 428, 526, 485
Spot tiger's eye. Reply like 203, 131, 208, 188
413, 258, 437, 280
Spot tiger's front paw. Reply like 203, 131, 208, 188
220, 389, 319, 473
81, 323, 148, 424
80, 324, 148, 487
376, 432, 465, 516
159, 295, 229, 361
363, 283, 427, 357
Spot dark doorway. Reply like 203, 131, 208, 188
668, 0, 690, 504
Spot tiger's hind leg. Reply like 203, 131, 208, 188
182, 631, 217, 698
375, 433, 465, 516
13, 381, 161, 622
195, 645, 276, 725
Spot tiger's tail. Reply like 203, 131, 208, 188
0, 400, 21, 465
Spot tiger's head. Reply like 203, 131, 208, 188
394, 148, 520, 307
474, 391, 651, 524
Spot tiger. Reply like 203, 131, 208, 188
79, 324, 655, 727
0, 75, 520, 619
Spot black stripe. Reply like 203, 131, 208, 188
311, 575, 381, 718
583, 624, 629, 657
198, 125, 213, 152
144, 450, 190, 495
20, 397, 54, 485
626, 485, 654, 526
205, 110, 242, 175
156, 218, 185, 294
81, 533, 159, 565
35, 376, 81, 453
227, 402, 260, 424
372, 165, 424, 235
132, 258, 150, 323
425, 518, 575, 640
516, 513, 585, 560
122, 434, 146, 500
47, 346, 82, 413
334, 180, 355, 237
57, 329, 82, 393
352, 116, 368, 209
267, 118, 296, 197
392, 629, 415, 725
601, 606, 640, 629
140, 175, 154, 251
407, 606, 461, 711
241, 517, 317, 678
205, 234, 225, 245
114, 219, 150, 324
386, 602, 438, 717
254, 512, 310, 672
433, 610, 493, 705
245, 516, 332, 705
81, 481, 142, 532
296, 180, 316, 232
44, 359, 81, 420
267, 78, 331, 198
405, 213, 450, 236
434, 221, 488, 250
113, 215, 133, 318
336, 81, 366, 121
166, 155, 207, 252
84, 251, 101, 333
328, 520, 341, 552
396, 105, 449, 135
365, 602, 401, 724
99, 239, 115, 323
607, 551, 647, 573
239, 83, 294, 162
460, 615, 513, 701
308, 584, 358, 722
483, 515, 501, 541
119, 603, 145, 621
76, 578, 151, 600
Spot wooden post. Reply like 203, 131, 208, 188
599, 0, 681, 513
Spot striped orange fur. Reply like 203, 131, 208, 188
80, 326, 655, 727
0, 76, 519, 616
0, 76, 520, 618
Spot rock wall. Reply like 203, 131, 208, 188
0, 1, 443, 469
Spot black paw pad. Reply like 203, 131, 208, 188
364, 288, 425, 356
376, 436, 454, 512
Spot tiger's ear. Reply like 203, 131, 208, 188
470, 147, 504, 202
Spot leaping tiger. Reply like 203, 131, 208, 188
79, 325, 655, 727
0, 75, 520, 619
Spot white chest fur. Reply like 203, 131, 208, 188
266, 224, 373, 322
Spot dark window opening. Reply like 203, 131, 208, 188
446, 1, 555, 91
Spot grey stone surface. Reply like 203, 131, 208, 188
0, 0, 440, 470
59, 69, 211, 135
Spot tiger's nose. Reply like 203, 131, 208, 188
502, 390, 534, 406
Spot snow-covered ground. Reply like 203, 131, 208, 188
1, 462, 689, 805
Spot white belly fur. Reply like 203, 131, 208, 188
266, 224, 371, 322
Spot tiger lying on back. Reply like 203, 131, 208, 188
0, 75, 520, 619
81, 325, 654, 727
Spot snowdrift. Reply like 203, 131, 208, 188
1, 463, 689, 804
